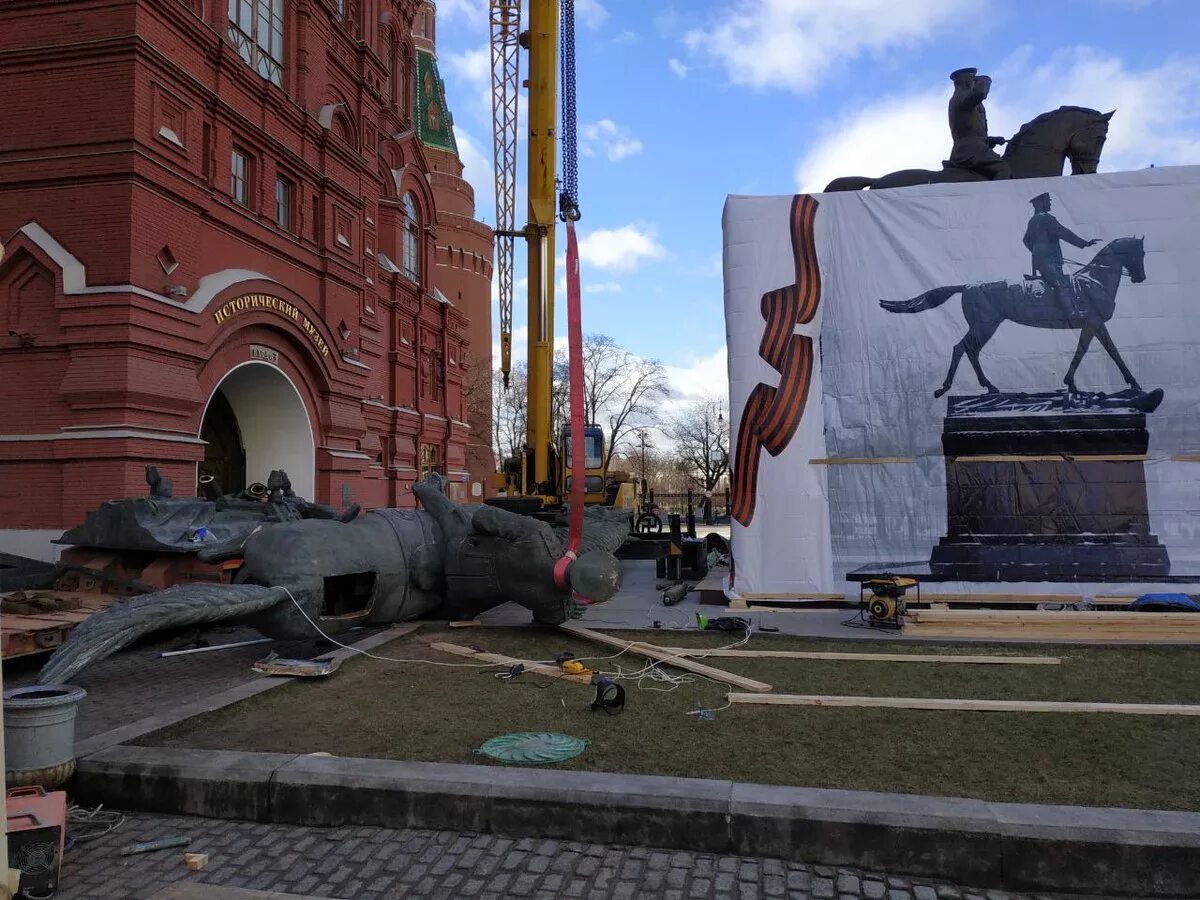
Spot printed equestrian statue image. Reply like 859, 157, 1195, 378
824, 67, 1113, 191
879, 195, 1158, 411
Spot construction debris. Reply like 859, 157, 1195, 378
120, 836, 190, 856
432, 642, 593, 684
558, 624, 773, 693
251, 653, 342, 678
183, 852, 209, 872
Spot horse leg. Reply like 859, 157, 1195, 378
934, 339, 967, 398
962, 322, 1001, 394
1063, 324, 1096, 394
1093, 322, 1142, 391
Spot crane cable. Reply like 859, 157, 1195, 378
555, 0, 585, 586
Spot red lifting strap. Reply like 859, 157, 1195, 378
554, 221, 586, 590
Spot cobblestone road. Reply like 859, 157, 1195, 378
59, 811, 1087, 900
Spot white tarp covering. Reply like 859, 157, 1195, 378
724, 166, 1200, 597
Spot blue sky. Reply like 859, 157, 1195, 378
432, 0, 1200, 406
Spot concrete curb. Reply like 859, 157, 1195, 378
73, 746, 1200, 898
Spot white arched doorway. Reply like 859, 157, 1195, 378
198, 362, 316, 500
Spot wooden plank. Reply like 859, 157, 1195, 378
431, 642, 593, 685
917, 592, 1084, 604
655, 648, 1061, 666
558, 624, 773, 693
808, 457, 914, 466
727, 692, 1200, 716
952, 454, 1149, 463
1170, 454, 1200, 462
908, 610, 1200, 624
739, 591, 847, 601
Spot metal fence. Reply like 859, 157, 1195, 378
643, 488, 731, 523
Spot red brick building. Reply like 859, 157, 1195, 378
0, 0, 494, 560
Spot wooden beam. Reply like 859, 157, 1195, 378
909, 610, 1200, 624
558, 624, 773, 693
655, 648, 1060, 666
431, 642, 593, 685
726, 693, 1200, 717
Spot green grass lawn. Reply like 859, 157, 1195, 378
136, 626, 1200, 811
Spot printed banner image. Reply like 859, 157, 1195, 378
723, 166, 1200, 596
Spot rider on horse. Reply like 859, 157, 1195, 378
946, 68, 1011, 181
1022, 192, 1099, 319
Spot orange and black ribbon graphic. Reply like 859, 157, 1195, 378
731, 194, 822, 527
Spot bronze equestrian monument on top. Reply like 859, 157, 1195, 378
824, 67, 1114, 192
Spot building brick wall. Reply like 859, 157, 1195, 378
0, 0, 494, 556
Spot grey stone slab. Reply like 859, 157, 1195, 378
270, 755, 494, 832
729, 783, 1003, 887
485, 767, 732, 853
74, 746, 297, 822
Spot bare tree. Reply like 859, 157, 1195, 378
492, 364, 528, 465
461, 350, 495, 470
665, 397, 729, 493
500, 334, 669, 474
571, 334, 669, 469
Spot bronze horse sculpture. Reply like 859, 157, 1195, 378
880, 237, 1150, 400
825, 107, 1114, 192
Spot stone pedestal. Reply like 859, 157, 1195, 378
929, 392, 1170, 582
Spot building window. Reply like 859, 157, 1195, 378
228, 0, 285, 87
401, 192, 420, 282
231, 148, 249, 205
381, 37, 393, 105
420, 443, 441, 479
275, 175, 293, 230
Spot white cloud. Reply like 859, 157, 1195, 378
684, 0, 968, 92
584, 281, 623, 294
435, 0, 487, 20
664, 345, 729, 404
581, 119, 644, 162
668, 58, 689, 79
794, 47, 1200, 192
575, 0, 609, 29
577, 225, 667, 272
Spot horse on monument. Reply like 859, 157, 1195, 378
825, 107, 1114, 192
880, 237, 1150, 400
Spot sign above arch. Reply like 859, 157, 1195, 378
212, 292, 331, 358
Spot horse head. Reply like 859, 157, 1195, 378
1067, 109, 1114, 175
1097, 236, 1146, 284
1005, 107, 1113, 178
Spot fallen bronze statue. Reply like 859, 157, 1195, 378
37, 473, 628, 684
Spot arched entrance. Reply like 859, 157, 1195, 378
198, 362, 316, 499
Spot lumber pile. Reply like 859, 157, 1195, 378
906, 608, 1200, 642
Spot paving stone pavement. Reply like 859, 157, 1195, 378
7, 625, 381, 740
57, 811, 1106, 900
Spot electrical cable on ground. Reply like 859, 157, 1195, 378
67, 804, 125, 844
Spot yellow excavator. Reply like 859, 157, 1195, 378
486, 0, 635, 515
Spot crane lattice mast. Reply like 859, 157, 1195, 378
489, 0, 520, 389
